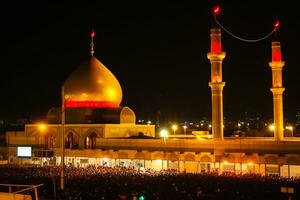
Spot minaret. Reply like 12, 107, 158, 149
207, 28, 226, 140
269, 40, 285, 141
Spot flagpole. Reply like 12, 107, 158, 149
60, 85, 65, 190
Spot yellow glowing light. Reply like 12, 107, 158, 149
223, 161, 228, 165
269, 124, 275, 131
38, 123, 46, 132
160, 129, 169, 138
172, 124, 178, 131
238, 123, 241, 127
208, 124, 212, 128
248, 162, 254, 166
286, 126, 293, 131
183, 125, 187, 129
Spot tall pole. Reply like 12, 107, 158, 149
269, 41, 285, 141
60, 86, 65, 190
207, 28, 226, 140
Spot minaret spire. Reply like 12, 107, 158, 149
90, 29, 95, 56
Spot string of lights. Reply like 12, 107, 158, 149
212, 6, 279, 43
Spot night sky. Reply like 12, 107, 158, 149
1, 1, 300, 122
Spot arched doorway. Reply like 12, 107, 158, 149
85, 132, 97, 149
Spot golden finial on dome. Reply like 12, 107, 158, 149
90, 29, 95, 56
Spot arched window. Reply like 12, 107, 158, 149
85, 132, 97, 149
65, 132, 78, 149
45, 134, 56, 148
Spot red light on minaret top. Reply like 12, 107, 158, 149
90, 30, 95, 38
272, 41, 282, 62
210, 28, 222, 52
90, 30, 95, 56
212, 5, 221, 16
274, 20, 280, 30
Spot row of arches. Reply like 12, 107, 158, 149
101, 152, 214, 163
102, 152, 300, 165
65, 132, 97, 149
44, 132, 98, 149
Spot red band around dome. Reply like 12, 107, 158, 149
65, 100, 119, 108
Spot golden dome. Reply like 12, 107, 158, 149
64, 56, 122, 108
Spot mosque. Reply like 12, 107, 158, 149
5, 26, 300, 177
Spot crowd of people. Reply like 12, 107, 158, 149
0, 165, 299, 200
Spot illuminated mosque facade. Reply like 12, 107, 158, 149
5, 26, 300, 177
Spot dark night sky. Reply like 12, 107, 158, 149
0, 1, 300, 122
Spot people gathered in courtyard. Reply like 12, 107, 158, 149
0, 165, 299, 200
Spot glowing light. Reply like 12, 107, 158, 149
210, 29, 222, 52
211, 41, 222, 52
223, 161, 228, 165
183, 125, 187, 135
172, 124, 178, 134
90, 30, 95, 38
238, 123, 241, 127
147, 121, 151, 125
208, 124, 212, 128
38, 123, 46, 132
212, 5, 221, 15
86, 137, 89, 146
286, 126, 293, 131
248, 162, 254, 166
274, 20, 280, 30
160, 129, 169, 138
272, 41, 282, 62
269, 124, 275, 131
172, 124, 178, 131
138, 195, 145, 200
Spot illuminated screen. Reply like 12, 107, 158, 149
17, 146, 32, 158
